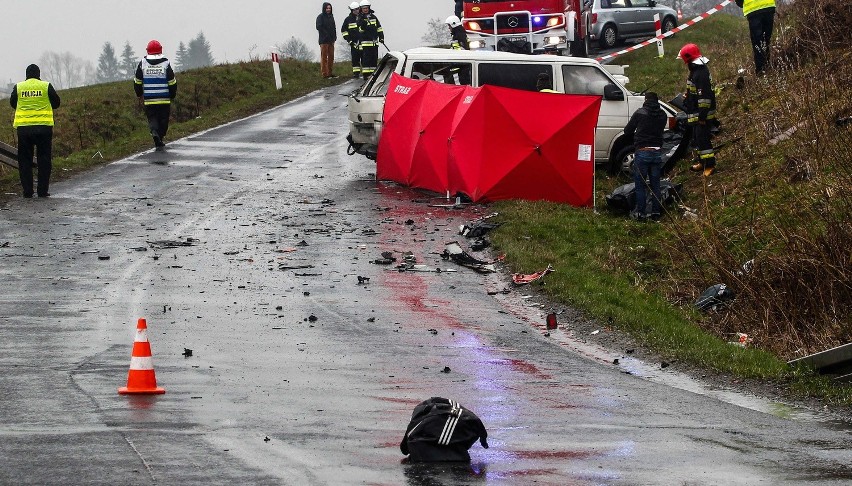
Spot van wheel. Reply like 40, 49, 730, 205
609, 145, 635, 178
600, 25, 617, 49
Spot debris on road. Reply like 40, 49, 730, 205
147, 239, 197, 249
98, 256, 110, 261
357, 276, 371, 284
788, 342, 852, 382
728, 333, 752, 348
182, 348, 193, 357
373, 251, 397, 265
546, 313, 558, 330
442, 242, 496, 273
512, 265, 554, 285
441, 366, 451, 373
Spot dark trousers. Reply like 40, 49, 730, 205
455, 0, 463, 18
361, 45, 379, 78
350, 45, 362, 75
144, 104, 171, 145
17, 125, 53, 197
747, 8, 775, 73
633, 149, 662, 217
692, 123, 716, 169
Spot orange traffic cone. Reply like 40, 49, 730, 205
118, 318, 165, 395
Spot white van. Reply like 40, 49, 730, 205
347, 47, 688, 175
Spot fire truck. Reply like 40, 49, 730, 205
463, 0, 588, 57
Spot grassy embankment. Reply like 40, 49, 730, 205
490, 7, 852, 405
0, 60, 351, 197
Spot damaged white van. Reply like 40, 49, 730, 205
347, 47, 688, 176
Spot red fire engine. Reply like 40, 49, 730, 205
463, 0, 588, 56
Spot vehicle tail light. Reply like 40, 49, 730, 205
668, 116, 677, 130
591, 13, 598, 24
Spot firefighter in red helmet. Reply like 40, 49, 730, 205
678, 43, 717, 176
134, 40, 178, 150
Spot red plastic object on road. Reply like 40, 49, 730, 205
118, 318, 166, 395
512, 265, 555, 285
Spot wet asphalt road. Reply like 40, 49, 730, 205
1, 82, 850, 486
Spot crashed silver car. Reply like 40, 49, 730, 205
585, 0, 678, 49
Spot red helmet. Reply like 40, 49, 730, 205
677, 43, 702, 64
146, 40, 163, 55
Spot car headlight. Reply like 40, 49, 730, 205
546, 17, 562, 27
544, 36, 564, 45
467, 21, 481, 31
469, 40, 486, 49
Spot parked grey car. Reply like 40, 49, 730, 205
584, 0, 678, 49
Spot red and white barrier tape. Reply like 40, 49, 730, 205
595, 0, 733, 63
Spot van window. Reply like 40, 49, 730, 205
411, 62, 473, 86
364, 55, 399, 97
561, 65, 615, 96
478, 64, 553, 92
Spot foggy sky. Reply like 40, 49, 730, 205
1, 0, 452, 86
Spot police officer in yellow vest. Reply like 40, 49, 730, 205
736, 0, 776, 74
9, 64, 61, 198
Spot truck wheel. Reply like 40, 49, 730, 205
600, 24, 617, 49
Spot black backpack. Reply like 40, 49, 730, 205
400, 397, 489, 462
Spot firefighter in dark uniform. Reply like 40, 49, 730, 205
446, 15, 469, 50
678, 43, 717, 176
342, 2, 362, 78
9, 64, 61, 198
134, 40, 177, 150
357, 0, 384, 79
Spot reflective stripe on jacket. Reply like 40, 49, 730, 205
13, 79, 53, 127
358, 13, 383, 44
136, 58, 176, 105
342, 13, 360, 45
743, 0, 775, 16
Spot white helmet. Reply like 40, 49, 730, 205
446, 15, 462, 28
349, 2, 359, 9
359, 0, 371, 7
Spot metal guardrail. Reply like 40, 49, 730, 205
788, 342, 852, 383
0, 141, 20, 169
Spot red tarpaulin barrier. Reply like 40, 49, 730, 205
377, 73, 601, 206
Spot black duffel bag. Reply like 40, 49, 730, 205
400, 397, 489, 462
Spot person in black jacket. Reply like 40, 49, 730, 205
342, 2, 362, 78
678, 43, 717, 176
9, 64, 61, 198
316, 2, 338, 78
455, 0, 464, 19
623, 92, 668, 221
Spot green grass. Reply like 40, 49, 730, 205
491, 12, 852, 405
0, 59, 351, 196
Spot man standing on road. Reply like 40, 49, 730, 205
736, 0, 776, 74
134, 40, 177, 151
678, 43, 717, 177
9, 64, 60, 198
358, 0, 384, 80
623, 92, 668, 221
342, 2, 362, 78
317, 2, 338, 78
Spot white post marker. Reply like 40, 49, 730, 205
271, 52, 282, 90
654, 14, 664, 58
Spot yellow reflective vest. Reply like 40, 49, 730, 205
743, 0, 775, 16
13, 79, 54, 127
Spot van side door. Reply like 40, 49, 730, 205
561, 64, 628, 162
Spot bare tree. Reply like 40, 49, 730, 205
421, 18, 451, 47
275, 37, 315, 62
335, 39, 352, 62
38, 51, 94, 89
